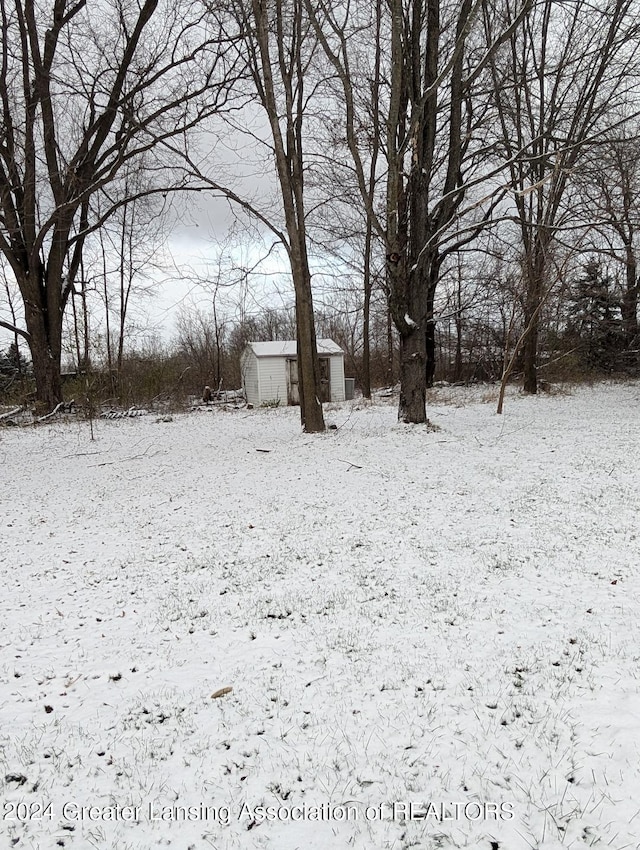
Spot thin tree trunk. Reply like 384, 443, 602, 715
362, 227, 372, 399
360, 0, 383, 400
522, 306, 540, 394
247, 0, 324, 432
80, 258, 90, 372
521, 245, 546, 394
386, 305, 394, 385
622, 245, 639, 344
71, 287, 82, 370
292, 247, 324, 432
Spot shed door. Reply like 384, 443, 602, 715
287, 358, 299, 405
319, 357, 331, 402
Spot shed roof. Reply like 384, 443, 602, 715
247, 339, 343, 357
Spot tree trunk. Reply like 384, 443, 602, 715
453, 262, 463, 382
362, 296, 371, 398
249, 0, 325, 433
521, 246, 546, 394
522, 315, 539, 393
398, 326, 427, 423
360, 0, 381, 401
454, 316, 463, 382
386, 306, 394, 385
294, 266, 324, 433
361, 226, 373, 399
622, 246, 639, 345
23, 296, 63, 410
425, 320, 436, 388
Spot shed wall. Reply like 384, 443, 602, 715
329, 355, 346, 402
243, 345, 346, 407
258, 357, 288, 406
241, 350, 260, 407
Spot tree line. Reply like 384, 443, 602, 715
1, 0, 640, 429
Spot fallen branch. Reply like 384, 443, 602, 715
36, 402, 65, 422
0, 406, 22, 421
62, 450, 104, 459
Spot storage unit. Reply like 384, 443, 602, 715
344, 377, 355, 400
241, 340, 346, 407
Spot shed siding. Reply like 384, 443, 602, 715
329, 355, 346, 402
258, 357, 288, 406
241, 350, 260, 407
242, 342, 346, 407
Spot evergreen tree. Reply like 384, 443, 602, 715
0, 343, 29, 377
565, 261, 624, 371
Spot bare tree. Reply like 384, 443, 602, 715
579, 136, 640, 357
190, 0, 325, 431
0, 0, 242, 410
308, 0, 531, 422
175, 304, 226, 390
92, 183, 170, 397
487, 0, 640, 394
305, 0, 386, 399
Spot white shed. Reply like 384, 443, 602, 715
241, 339, 346, 407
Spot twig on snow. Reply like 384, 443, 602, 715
62, 450, 104, 459
89, 444, 162, 467
337, 458, 363, 471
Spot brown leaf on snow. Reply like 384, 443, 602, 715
211, 686, 233, 699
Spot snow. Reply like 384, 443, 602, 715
1, 382, 640, 850
247, 339, 343, 357
404, 313, 418, 328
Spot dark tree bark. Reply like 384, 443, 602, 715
387, 0, 476, 422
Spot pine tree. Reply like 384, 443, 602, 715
0, 343, 29, 377
565, 261, 624, 371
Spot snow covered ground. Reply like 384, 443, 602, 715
1, 382, 639, 850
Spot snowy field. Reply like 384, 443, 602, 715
1, 382, 639, 850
